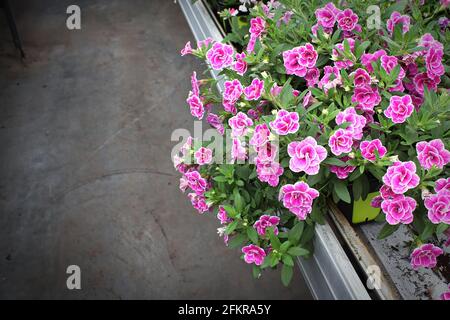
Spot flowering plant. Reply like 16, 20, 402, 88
176, 0, 450, 289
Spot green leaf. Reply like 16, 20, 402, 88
288, 221, 304, 243
233, 188, 244, 212
252, 265, 261, 279
247, 227, 259, 244
419, 222, 435, 242
281, 264, 294, 287
352, 177, 362, 201
222, 205, 237, 218
280, 240, 292, 253
228, 233, 246, 248
225, 220, 239, 235
268, 227, 281, 250
282, 255, 294, 267
377, 223, 400, 239
323, 157, 347, 167
437, 223, 449, 235
287, 246, 309, 256
334, 180, 351, 203
213, 176, 228, 182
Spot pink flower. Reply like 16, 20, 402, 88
328, 129, 354, 156
279, 181, 320, 220
206, 42, 234, 70
380, 55, 405, 81
231, 138, 247, 162
250, 123, 270, 148
191, 71, 199, 96
315, 2, 340, 28
351, 85, 381, 112
426, 46, 445, 78
332, 38, 355, 69
207, 113, 224, 135
197, 37, 213, 49
311, 23, 333, 37
256, 142, 278, 162
186, 94, 204, 120
371, 196, 383, 208
223, 100, 237, 114
303, 91, 313, 108
414, 72, 439, 95
217, 206, 231, 224
233, 52, 248, 76
185, 170, 208, 195
361, 49, 386, 73
270, 83, 282, 96
305, 67, 320, 87
254, 215, 280, 236
246, 34, 257, 53
386, 11, 410, 35
194, 147, 213, 165
379, 184, 402, 201
416, 139, 450, 170
424, 190, 450, 224
336, 9, 358, 31
179, 176, 188, 192
352, 68, 371, 87
242, 244, 266, 266
381, 195, 416, 225
441, 284, 450, 300
250, 17, 266, 38
223, 79, 243, 103
335, 107, 366, 140
410, 243, 443, 270
181, 41, 192, 56
283, 43, 318, 77
244, 78, 264, 101
255, 158, 284, 187
288, 137, 327, 175
269, 110, 299, 135
384, 95, 414, 123
360, 139, 387, 162
318, 66, 341, 92
435, 178, 450, 193
382, 161, 420, 194
188, 193, 210, 213
330, 156, 356, 179
228, 112, 253, 137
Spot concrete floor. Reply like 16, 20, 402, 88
0, 0, 311, 299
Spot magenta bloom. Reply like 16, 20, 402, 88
256, 142, 278, 163
328, 129, 353, 156
188, 193, 210, 214
269, 110, 299, 135
318, 66, 341, 93
244, 78, 264, 101
435, 178, 450, 193
185, 170, 208, 195
279, 181, 319, 220
256, 158, 284, 187
249, 17, 266, 38
410, 243, 443, 270
381, 195, 416, 225
283, 43, 318, 77
336, 9, 358, 31
361, 49, 386, 73
229, 112, 253, 137
242, 244, 266, 266
379, 184, 402, 201
217, 206, 231, 224
414, 72, 439, 95
194, 147, 213, 165
424, 190, 450, 224
288, 137, 327, 175
250, 123, 270, 148
386, 11, 410, 35
207, 113, 224, 135
360, 139, 387, 162
223, 79, 243, 103
315, 2, 340, 28
335, 107, 366, 140
330, 156, 356, 179
206, 42, 234, 70
231, 138, 247, 162
191, 71, 200, 96
253, 215, 280, 236
426, 46, 445, 78
186, 94, 204, 120
382, 161, 420, 194
352, 68, 371, 87
442, 284, 450, 300
352, 85, 381, 112
181, 41, 192, 56
371, 196, 383, 208
384, 95, 414, 124
233, 52, 247, 76
305, 67, 320, 87
416, 139, 450, 170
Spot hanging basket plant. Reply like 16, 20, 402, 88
175, 0, 450, 295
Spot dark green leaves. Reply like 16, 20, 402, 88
377, 223, 400, 240
333, 180, 351, 203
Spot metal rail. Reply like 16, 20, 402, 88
177, 0, 371, 300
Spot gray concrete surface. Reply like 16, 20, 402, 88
0, 0, 311, 299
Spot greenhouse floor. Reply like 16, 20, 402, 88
0, 0, 311, 299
